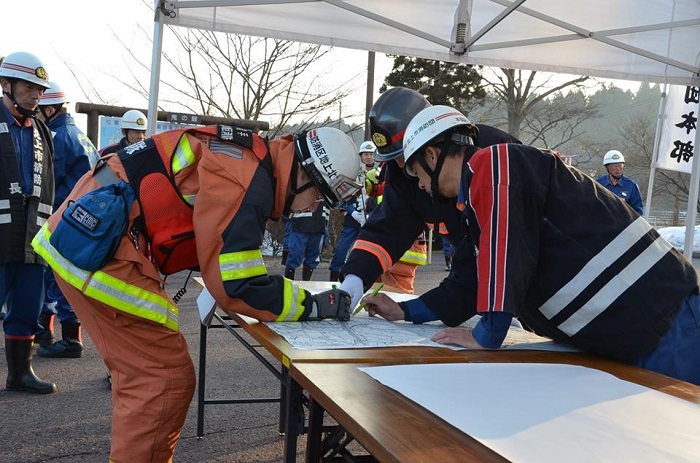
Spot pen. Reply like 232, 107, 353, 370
353, 282, 384, 315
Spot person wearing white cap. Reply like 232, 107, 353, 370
0, 51, 56, 393
99, 109, 148, 156
595, 149, 644, 215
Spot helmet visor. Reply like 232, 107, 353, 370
326, 174, 362, 206
372, 127, 405, 162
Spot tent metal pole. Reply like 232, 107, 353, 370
644, 85, 668, 221
147, 0, 166, 137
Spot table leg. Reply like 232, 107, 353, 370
279, 366, 287, 434
283, 369, 304, 463
305, 396, 325, 463
196, 321, 208, 438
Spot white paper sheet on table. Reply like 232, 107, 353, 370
360, 363, 700, 463
196, 286, 217, 326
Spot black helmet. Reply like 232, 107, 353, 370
369, 87, 431, 162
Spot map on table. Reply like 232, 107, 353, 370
265, 313, 581, 352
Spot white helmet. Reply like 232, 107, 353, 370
40, 81, 67, 105
603, 150, 625, 165
294, 127, 363, 208
358, 141, 377, 154
402, 105, 477, 177
0, 51, 50, 88
120, 109, 148, 131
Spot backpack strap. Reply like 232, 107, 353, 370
93, 158, 120, 186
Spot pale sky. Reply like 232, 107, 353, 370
0, 0, 396, 133
2, 0, 640, 134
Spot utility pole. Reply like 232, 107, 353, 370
365, 51, 375, 140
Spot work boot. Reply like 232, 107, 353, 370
34, 313, 56, 348
444, 254, 452, 272
281, 249, 289, 266
302, 266, 314, 281
5, 337, 56, 394
284, 267, 296, 280
38, 322, 83, 359
329, 270, 342, 282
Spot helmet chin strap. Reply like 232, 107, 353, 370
4, 89, 38, 119
415, 138, 451, 204
39, 105, 58, 123
282, 159, 316, 216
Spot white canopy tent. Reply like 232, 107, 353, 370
147, 0, 700, 255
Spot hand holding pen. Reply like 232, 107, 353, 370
353, 282, 385, 315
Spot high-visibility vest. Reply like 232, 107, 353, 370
119, 125, 270, 275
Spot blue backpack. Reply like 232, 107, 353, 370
50, 180, 135, 272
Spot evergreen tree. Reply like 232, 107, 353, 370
380, 55, 486, 108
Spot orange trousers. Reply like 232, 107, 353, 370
56, 277, 196, 463
379, 241, 427, 294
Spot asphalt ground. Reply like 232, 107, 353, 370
0, 254, 452, 463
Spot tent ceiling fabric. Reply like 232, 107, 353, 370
162, 0, 700, 85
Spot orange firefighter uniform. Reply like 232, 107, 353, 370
364, 189, 427, 293
32, 126, 335, 461
378, 239, 427, 293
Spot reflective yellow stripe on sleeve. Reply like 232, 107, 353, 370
86, 272, 179, 330
32, 223, 179, 331
32, 223, 91, 291
219, 249, 267, 281
399, 249, 428, 266
182, 194, 196, 205
171, 134, 196, 174
276, 278, 307, 322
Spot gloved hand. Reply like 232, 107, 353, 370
351, 210, 366, 226
311, 288, 352, 321
339, 274, 365, 311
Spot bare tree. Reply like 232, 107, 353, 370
522, 90, 601, 150
104, 22, 363, 136
483, 68, 595, 142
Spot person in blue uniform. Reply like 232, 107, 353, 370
0, 52, 57, 394
284, 204, 329, 281
329, 141, 376, 282
35, 81, 99, 358
369, 104, 700, 386
595, 149, 644, 215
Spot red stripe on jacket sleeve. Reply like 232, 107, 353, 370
467, 145, 510, 313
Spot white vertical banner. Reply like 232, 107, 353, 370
656, 85, 699, 174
